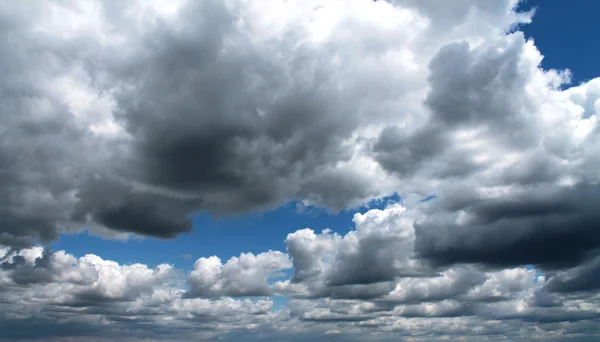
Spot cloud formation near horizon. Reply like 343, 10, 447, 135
1, 0, 600, 341
3, 203, 600, 341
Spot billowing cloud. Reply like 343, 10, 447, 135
2, 202, 600, 341
187, 251, 291, 298
283, 201, 432, 300
0, 0, 540, 247
1, 0, 600, 340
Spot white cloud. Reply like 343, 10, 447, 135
1, 0, 600, 340
187, 251, 292, 297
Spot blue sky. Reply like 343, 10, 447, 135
518, 0, 598, 83
51, 194, 402, 270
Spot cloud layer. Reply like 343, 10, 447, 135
1, 0, 600, 340
2, 202, 600, 341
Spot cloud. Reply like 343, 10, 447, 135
283, 202, 435, 300
282, 203, 540, 308
186, 251, 292, 298
0, 0, 549, 249
0, 246, 175, 304
398, 33, 600, 269
1, 206, 600, 341
1, 0, 600, 340
544, 256, 600, 293
1, 0, 418, 244
63, 0, 428, 241
0, 245, 278, 340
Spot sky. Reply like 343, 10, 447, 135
1, 0, 600, 341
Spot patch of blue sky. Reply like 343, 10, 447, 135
50, 192, 438, 271
517, 0, 600, 84
271, 295, 288, 311
525, 264, 546, 283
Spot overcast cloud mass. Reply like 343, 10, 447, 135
1, 0, 600, 341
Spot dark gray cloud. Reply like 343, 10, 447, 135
72, 175, 196, 238
315, 282, 398, 300
0, 11, 89, 246
414, 185, 600, 269
69, 0, 408, 240
105, 23, 366, 197
0, 0, 407, 245
545, 256, 600, 293
373, 32, 538, 180
372, 125, 450, 178
369, 29, 600, 270
0, 247, 56, 285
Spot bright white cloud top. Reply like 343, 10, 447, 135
1, 0, 600, 341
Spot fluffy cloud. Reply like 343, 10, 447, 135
187, 251, 291, 297
2, 203, 600, 341
0, 245, 277, 340
283, 201, 432, 300
0, 0, 539, 247
2, 0, 600, 340
0, 246, 175, 304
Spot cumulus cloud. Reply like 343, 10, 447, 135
397, 34, 600, 269
0, 0, 545, 248
0, 246, 175, 304
0, 0, 590, 267
2, 0, 600, 340
283, 202, 434, 300
1, 0, 420, 244
187, 251, 291, 298
2, 202, 600, 341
